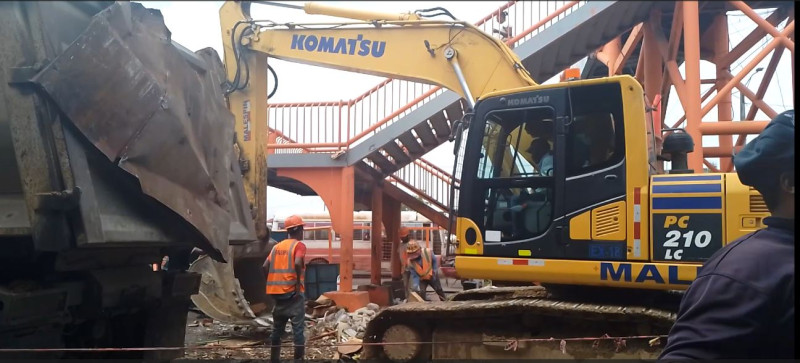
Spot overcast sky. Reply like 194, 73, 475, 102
140, 1, 793, 219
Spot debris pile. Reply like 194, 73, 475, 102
305, 296, 381, 360
182, 296, 384, 361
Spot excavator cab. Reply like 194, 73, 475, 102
455, 75, 646, 269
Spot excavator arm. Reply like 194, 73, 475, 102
219, 2, 537, 235
191, 0, 538, 326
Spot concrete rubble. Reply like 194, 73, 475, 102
182, 295, 382, 361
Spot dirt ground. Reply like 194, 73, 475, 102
179, 310, 340, 361
178, 277, 463, 361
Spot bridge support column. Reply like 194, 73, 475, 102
683, 1, 704, 172
276, 166, 355, 292
370, 184, 383, 285
642, 9, 664, 173
711, 13, 734, 171
382, 195, 402, 280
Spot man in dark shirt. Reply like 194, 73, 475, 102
659, 110, 795, 359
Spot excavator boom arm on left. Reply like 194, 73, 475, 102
218, 0, 536, 240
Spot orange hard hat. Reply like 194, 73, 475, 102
406, 240, 421, 254
284, 215, 305, 230
399, 227, 411, 238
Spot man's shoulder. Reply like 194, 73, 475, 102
699, 228, 794, 290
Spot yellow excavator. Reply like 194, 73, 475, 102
197, 1, 770, 360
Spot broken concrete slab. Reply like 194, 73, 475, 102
323, 291, 370, 312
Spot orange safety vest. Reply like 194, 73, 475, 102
411, 248, 434, 280
265, 239, 305, 295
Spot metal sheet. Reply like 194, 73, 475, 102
31, 2, 247, 261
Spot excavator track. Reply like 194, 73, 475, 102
363, 286, 679, 361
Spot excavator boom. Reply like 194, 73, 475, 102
192, 0, 538, 326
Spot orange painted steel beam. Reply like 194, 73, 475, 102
712, 14, 734, 171
726, 71, 779, 119
729, 1, 795, 51
667, 3, 684, 62
276, 167, 356, 291
649, 10, 690, 117
704, 146, 745, 158
682, 1, 704, 172
671, 86, 716, 129
381, 195, 402, 280
703, 159, 721, 173
651, 22, 688, 115
718, 7, 789, 68
634, 45, 645, 83
642, 10, 663, 131
613, 23, 644, 75
698, 121, 769, 135
699, 21, 794, 121
370, 186, 383, 285
595, 36, 621, 75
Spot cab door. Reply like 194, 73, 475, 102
557, 82, 628, 260
458, 88, 570, 259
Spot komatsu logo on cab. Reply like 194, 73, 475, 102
599, 262, 699, 285
291, 34, 386, 58
506, 95, 549, 106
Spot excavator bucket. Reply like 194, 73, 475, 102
28, 0, 274, 325
189, 248, 275, 326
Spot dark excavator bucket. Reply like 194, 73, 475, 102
28, 1, 273, 325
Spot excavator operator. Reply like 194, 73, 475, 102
263, 215, 307, 362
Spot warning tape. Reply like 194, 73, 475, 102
0, 334, 667, 352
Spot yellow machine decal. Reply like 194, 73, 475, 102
455, 256, 701, 290
649, 174, 725, 263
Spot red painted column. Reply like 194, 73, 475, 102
712, 14, 734, 171
382, 196, 402, 279
337, 166, 355, 292
643, 10, 664, 173
370, 184, 383, 285
683, 2, 704, 172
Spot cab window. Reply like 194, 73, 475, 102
564, 83, 625, 176
476, 106, 556, 241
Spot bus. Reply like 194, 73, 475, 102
269, 211, 446, 275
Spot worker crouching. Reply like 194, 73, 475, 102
263, 215, 307, 362
405, 240, 446, 302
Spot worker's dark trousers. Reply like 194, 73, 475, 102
419, 276, 447, 301
270, 293, 305, 362
402, 270, 411, 299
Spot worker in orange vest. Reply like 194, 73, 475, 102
406, 240, 446, 302
263, 215, 307, 363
